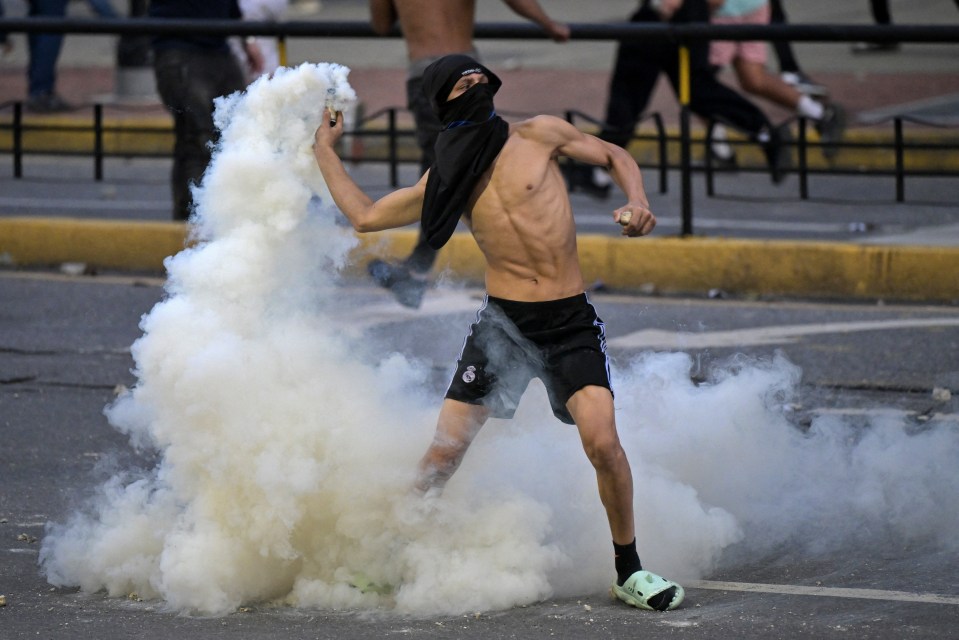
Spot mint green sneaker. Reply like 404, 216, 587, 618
349, 572, 393, 596
611, 570, 684, 611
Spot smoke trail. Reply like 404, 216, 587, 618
39, 64, 959, 617
39, 63, 562, 616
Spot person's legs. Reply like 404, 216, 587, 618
566, 385, 634, 544
768, 0, 798, 73
870, 0, 892, 24
661, 39, 792, 183
414, 399, 489, 494
154, 48, 245, 220
769, 0, 827, 96
566, 384, 684, 611
732, 57, 801, 111
598, 5, 664, 149
712, 5, 800, 109
673, 0, 792, 183
730, 57, 844, 160
26, 0, 69, 106
568, 4, 662, 198
854, 0, 899, 52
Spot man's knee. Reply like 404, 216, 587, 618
582, 431, 626, 471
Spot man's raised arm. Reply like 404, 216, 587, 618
529, 115, 656, 237
313, 110, 424, 233
502, 0, 571, 41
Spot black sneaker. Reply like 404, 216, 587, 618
815, 102, 847, 160
25, 93, 75, 113
390, 273, 428, 309
760, 124, 793, 185
367, 259, 428, 309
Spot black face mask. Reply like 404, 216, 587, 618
419, 56, 509, 251
437, 82, 497, 128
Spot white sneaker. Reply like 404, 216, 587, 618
780, 71, 828, 97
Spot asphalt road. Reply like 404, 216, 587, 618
2, 269, 958, 640
1, 1, 958, 636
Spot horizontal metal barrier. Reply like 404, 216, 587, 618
1, 18, 957, 43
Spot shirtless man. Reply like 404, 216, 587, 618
313, 54, 684, 612
366, 0, 569, 308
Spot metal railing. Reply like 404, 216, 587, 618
1, 18, 958, 235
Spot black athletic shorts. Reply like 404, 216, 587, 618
444, 293, 613, 425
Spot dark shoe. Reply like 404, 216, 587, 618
25, 93, 75, 113
761, 124, 793, 185
780, 71, 828, 97
851, 41, 900, 54
367, 259, 428, 309
815, 102, 847, 160
563, 161, 611, 200
390, 274, 428, 309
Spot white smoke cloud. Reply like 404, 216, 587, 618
39, 63, 959, 618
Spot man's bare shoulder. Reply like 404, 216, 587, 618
512, 114, 581, 146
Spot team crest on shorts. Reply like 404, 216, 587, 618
462, 365, 477, 383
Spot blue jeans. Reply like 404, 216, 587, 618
27, 0, 69, 97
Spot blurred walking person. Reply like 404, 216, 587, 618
150, 0, 264, 220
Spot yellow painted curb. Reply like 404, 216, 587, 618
2, 217, 957, 302
0, 217, 188, 271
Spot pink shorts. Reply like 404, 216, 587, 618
709, 4, 771, 67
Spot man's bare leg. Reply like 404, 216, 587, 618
566, 385, 635, 544
414, 398, 490, 494
567, 385, 683, 610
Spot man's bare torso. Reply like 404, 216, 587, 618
393, 0, 477, 61
465, 119, 585, 302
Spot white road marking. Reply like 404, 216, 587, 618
812, 408, 917, 418
687, 580, 959, 606
610, 318, 959, 350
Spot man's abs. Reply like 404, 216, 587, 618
475, 215, 586, 302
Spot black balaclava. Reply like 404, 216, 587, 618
420, 55, 509, 250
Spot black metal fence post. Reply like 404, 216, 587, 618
387, 108, 398, 188
678, 45, 693, 237
894, 118, 905, 202
94, 104, 104, 181
12, 102, 23, 178
798, 117, 808, 200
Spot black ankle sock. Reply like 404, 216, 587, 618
613, 539, 642, 587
